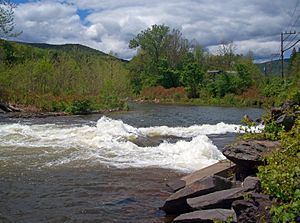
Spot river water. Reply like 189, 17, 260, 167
0, 103, 263, 223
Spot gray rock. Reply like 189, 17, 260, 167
281, 100, 297, 111
173, 209, 237, 223
251, 192, 273, 222
0, 103, 22, 113
0, 103, 12, 112
232, 200, 258, 223
232, 192, 273, 223
166, 179, 186, 192
181, 160, 236, 185
276, 114, 296, 131
162, 175, 232, 214
187, 187, 245, 210
222, 140, 280, 168
129, 135, 190, 147
242, 176, 260, 191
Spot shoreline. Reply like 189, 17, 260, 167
134, 98, 267, 109
161, 100, 299, 222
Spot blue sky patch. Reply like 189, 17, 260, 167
77, 9, 91, 24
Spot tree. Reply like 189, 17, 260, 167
129, 24, 192, 90
129, 24, 170, 63
129, 25, 171, 88
218, 40, 236, 69
180, 53, 204, 98
165, 28, 189, 69
0, 0, 20, 38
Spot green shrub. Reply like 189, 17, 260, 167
67, 99, 91, 114
258, 117, 300, 223
51, 101, 67, 112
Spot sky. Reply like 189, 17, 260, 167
8, 0, 300, 60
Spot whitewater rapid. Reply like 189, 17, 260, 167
0, 116, 262, 172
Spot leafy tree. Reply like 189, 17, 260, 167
129, 24, 192, 91
180, 54, 204, 98
1, 40, 16, 64
129, 24, 170, 63
0, 0, 20, 37
235, 62, 252, 93
288, 49, 300, 78
157, 58, 180, 88
164, 28, 189, 69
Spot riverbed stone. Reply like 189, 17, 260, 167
162, 175, 232, 214
130, 135, 190, 147
173, 209, 237, 223
222, 140, 280, 168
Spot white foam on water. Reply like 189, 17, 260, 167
0, 116, 263, 172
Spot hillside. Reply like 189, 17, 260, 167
16, 41, 128, 63
0, 40, 130, 112
255, 58, 290, 76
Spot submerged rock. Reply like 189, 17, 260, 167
173, 209, 237, 223
129, 135, 191, 147
162, 175, 232, 214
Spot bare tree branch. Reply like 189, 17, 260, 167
0, 0, 21, 38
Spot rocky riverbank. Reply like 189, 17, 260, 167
161, 140, 280, 223
161, 101, 300, 222
0, 102, 122, 118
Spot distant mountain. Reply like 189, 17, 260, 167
255, 58, 290, 76
16, 41, 128, 63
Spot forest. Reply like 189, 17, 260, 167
0, 40, 130, 113
128, 25, 300, 107
0, 24, 300, 113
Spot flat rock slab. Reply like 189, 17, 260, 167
173, 209, 237, 223
162, 175, 232, 214
187, 187, 245, 210
222, 140, 280, 168
181, 160, 235, 185
166, 179, 186, 192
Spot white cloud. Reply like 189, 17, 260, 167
11, 0, 300, 60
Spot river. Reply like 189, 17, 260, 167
0, 103, 263, 223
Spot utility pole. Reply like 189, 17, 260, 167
280, 31, 297, 79
281, 32, 284, 79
